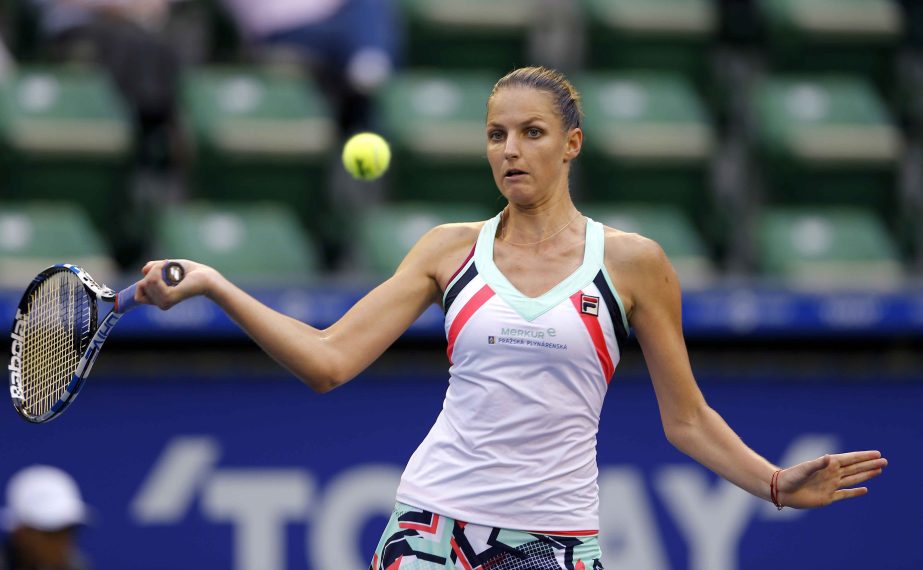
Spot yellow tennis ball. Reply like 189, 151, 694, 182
342, 132, 391, 180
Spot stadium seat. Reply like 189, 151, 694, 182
575, 72, 718, 244
759, 0, 901, 84
181, 66, 336, 240
583, 203, 716, 287
0, 202, 117, 287
0, 66, 133, 241
398, 0, 533, 72
757, 206, 902, 288
580, 0, 718, 80
378, 71, 503, 210
153, 202, 320, 284
355, 203, 492, 277
751, 75, 901, 217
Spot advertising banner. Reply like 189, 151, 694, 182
0, 370, 919, 570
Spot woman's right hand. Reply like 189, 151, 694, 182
137, 259, 222, 310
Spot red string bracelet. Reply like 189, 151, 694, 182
770, 469, 784, 510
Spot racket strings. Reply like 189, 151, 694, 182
21, 272, 93, 418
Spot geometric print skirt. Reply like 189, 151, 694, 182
370, 502, 605, 570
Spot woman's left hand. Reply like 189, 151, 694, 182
777, 450, 887, 509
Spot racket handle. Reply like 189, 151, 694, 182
114, 262, 186, 314
115, 284, 139, 314
162, 261, 185, 286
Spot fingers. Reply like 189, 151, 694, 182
138, 262, 178, 310
841, 468, 884, 488
832, 487, 869, 503
834, 450, 883, 467
841, 457, 888, 478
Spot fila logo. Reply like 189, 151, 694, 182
581, 294, 599, 316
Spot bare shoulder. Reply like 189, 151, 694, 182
416, 221, 483, 259
403, 220, 485, 291
602, 225, 670, 273
600, 225, 676, 317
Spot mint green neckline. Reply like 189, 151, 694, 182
475, 213, 604, 322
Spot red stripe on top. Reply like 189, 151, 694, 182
446, 244, 476, 288
571, 292, 615, 383
398, 513, 440, 535
529, 528, 599, 537
446, 284, 494, 364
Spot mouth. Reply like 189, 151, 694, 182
504, 168, 528, 179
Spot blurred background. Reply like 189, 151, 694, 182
0, 0, 921, 569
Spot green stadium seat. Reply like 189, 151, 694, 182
0, 66, 133, 241
355, 203, 492, 278
757, 206, 902, 288
0, 202, 117, 286
181, 66, 336, 240
583, 203, 716, 287
752, 75, 901, 216
580, 0, 717, 80
760, 0, 901, 84
378, 71, 502, 210
399, 0, 533, 72
153, 202, 320, 285
576, 72, 718, 244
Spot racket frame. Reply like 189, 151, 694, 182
11, 264, 127, 423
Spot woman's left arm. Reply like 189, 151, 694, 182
618, 236, 887, 508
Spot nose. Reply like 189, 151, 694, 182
504, 134, 520, 159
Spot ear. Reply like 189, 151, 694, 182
563, 127, 583, 163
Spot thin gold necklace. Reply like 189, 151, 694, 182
499, 210, 582, 246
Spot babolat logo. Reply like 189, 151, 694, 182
9, 309, 27, 400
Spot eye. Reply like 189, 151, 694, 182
488, 130, 505, 142
526, 127, 542, 138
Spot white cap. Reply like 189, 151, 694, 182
2, 465, 88, 531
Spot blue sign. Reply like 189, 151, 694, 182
0, 367, 919, 570
4, 284, 923, 340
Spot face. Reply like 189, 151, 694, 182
486, 86, 582, 205
14, 526, 78, 568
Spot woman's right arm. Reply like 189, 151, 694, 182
136, 226, 459, 392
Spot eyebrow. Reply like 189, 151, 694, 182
486, 116, 550, 128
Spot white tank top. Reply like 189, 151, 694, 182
396, 214, 630, 532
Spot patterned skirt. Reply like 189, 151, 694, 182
370, 502, 604, 570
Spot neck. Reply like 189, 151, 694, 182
498, 203, 582, 247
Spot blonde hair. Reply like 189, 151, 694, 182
488, 66, 583, 130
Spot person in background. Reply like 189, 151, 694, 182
0, 31, 15, 82
0, 465, 90, 570
30, 0, 183, 171
218, 0, 400, 134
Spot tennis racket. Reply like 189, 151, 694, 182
8, 262, 185, 423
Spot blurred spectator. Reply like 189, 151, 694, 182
219, 0, 400, 134
0, 31, 14, 82
30, 0, 184, 171
0, 466, 91, 570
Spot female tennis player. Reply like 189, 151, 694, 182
136, 67, 887, 569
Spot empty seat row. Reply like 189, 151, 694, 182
0, 63, 914, 274
0, 201, 901, 291
0, 201, 316, 287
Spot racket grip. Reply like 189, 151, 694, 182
162, 261, 185, 286
115, 284, 139, 314
114, 262, 185, 314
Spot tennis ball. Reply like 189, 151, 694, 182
342, 132, 391, 180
